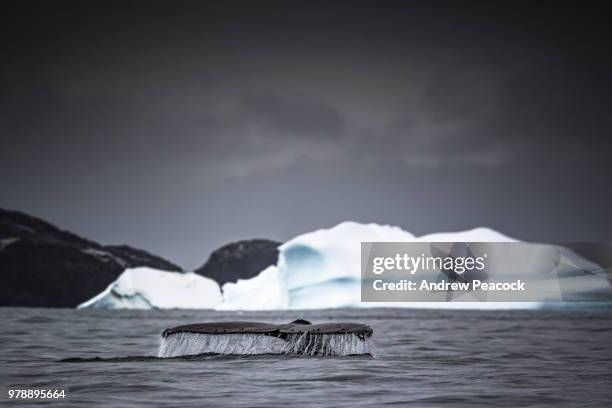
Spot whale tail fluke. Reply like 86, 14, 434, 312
159, 320, 373, 357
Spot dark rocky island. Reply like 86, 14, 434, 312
195, 239, 280, 285
0, 208, 182, 307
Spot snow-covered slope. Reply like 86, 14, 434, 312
78, 267, 222, 309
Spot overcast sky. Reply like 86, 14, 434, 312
2, 1, 611, 269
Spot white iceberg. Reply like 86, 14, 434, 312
220, 222, 609, 310
78, 267, 222, 309
221, 222, 521, 310
78, 222, 610, 310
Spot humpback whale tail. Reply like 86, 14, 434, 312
158, 319, 373, 357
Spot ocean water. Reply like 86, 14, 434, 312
1, 307, 612, 407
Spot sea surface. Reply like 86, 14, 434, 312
1, 307, 612, 407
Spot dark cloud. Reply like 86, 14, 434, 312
1, 1, 611, 268
241, 93, 344, 139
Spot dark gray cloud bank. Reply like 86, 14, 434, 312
1, 1, 611, 268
